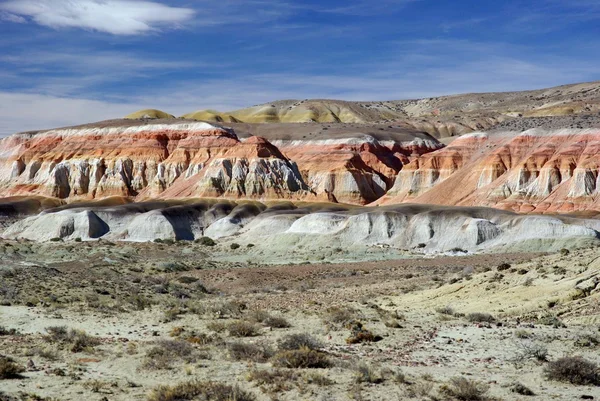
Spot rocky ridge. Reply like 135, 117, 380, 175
0, 120, 442, 205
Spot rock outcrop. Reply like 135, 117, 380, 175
4, 201, 598, 254
381, 128, 600, 213
0, 120, 442, 204
0, 122, 314, 202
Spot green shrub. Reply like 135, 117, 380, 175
195, 237, 216, 246
230, 243, 240, 250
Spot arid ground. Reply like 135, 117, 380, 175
1, 239, 599, 400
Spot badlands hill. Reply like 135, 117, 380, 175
2, 81, 600, 245
129, 81, 600, 138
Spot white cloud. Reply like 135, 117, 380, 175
0, 11, 26, 23
0, 0, 195, 35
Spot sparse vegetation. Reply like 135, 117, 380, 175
227, 320, 261, 337
545, 356, 600, 385
44, 326, 100, 352
142, 340, 200, 370
195, 237, 216, 246
278, 334, 323, 351
0, 356, 25, 379
466, 312, 496, 323
147, 380, 256, 401
271, 347, 332, 369
227, 342, 273, 362
440, 377, 490, 400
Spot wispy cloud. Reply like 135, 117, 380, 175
0, 0, 195, 35
315, 0, 420, 16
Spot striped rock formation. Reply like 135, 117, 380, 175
0, 120, 442, 204
380, 128, 600, 213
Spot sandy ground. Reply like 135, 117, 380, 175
1, 240, 599, 401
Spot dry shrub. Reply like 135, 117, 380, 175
440, 377, 489, 401
263, 316, 291, 328
247, 369, 333, 394
324, 306, 358, 327
246, 369, 298, 393
227, 342, 273, 362
466, 313, 496, 323
142, 340, 198, 370
346, 322, 382, 344
147, 380, 255, 401
544, 356, 600, 385
271, 347, 331, 369
44, 326, 100, 353
353, 362, 384, 384
0, 355, 25, 379
192, 300, 245, 318
278, 334, 323, 351
248, 310, 290, 328
227, 321, 261, 337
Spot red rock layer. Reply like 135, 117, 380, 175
0, 123, 443, 204
380, 129, 600, 213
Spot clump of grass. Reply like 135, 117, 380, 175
323, 306, 359, 328
271, 347, 331, 369
227, 342, 273, 362
439, 377, 489, 401
83, 379, 109, 393
466, 313, 496, 323
515, 329, 532, 339
353, 362, 384, 384
544, 356, 599, 385
248, 310, 290, 328
574, 333, 600, 348
141, 340, 199, 370
537, 315, 566, 328
44, 326, 100, 353
191, 300, 246, 319
435, 305, 455, 315
246, 369, 298, 393
278, 334, 323, 351
227, 321, 261, 337
147, 380, 255, 401
0, 355, 25, 379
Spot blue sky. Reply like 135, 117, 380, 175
0, 0, 599, 135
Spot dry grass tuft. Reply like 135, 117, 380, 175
439, 377, 490, 400
271, 347, 332, 369
147, 380, 255, 401
545, 356, 600, 385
